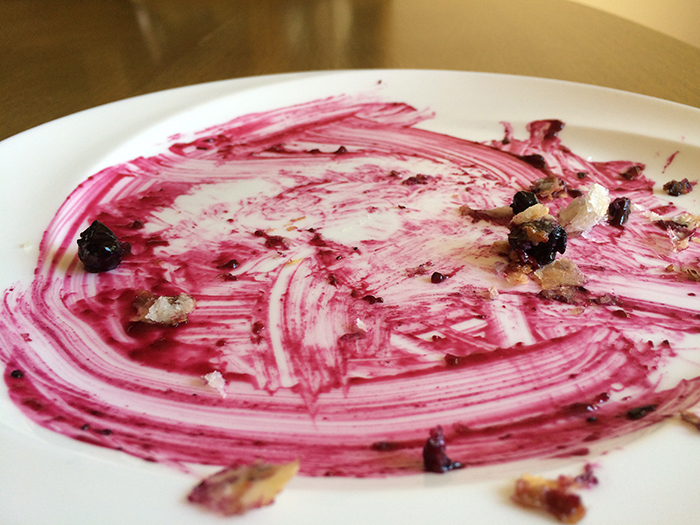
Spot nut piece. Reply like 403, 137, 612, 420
559, 183, 611, 234
133, 290, 196, 325
511, 203, 552, 225
188, 460, 300, 516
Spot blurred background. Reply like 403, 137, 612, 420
2, 0, 699, 141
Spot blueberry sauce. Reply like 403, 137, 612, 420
2, 100, 700, 477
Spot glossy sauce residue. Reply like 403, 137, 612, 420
2, 99, 700, 477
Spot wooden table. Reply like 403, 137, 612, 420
2, 0, 700, 142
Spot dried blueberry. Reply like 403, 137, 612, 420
608, 197, 631, 227
663, 178, 694, 196
518, 154, 548, 170
508, 219, 567, 267
511, 191, 539, 214
77, 220, 130, 272
431, 272, 446, 283
423, 425, 462, 473
620, 165, 642, 180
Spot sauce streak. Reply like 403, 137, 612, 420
2, 100, 700, 477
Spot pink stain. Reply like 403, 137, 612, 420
663, 150, 680, 173
2, 101, 700, 477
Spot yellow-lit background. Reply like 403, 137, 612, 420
570, 0, 700, 47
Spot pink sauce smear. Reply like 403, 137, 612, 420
2, 99, 700, 477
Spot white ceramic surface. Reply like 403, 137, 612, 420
1, 70, 700, 525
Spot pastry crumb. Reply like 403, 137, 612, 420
133, 290, 196, 325
188, 460, 300, 516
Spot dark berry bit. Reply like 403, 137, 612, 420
10, 369, 24, 379
508, 219, 567, 267
608, 197, 631, 227
339, 332, 365, 342
574, 464, 599, 488
372, 441, 400, 451
612, 309, 630, 319
402, 174, 432, 186
663, 178, 694, 196
620, 165, 642, 180
431, 272, 446, 283
510, 191, 539, 214
543, 120, 564, 140
627, 404, 656, 420
518, 154, 547, 170
252, 321, 265, 334
217, 259, 239, 270
309, 233, 328, 247
77, 220, 130, 272
444, 353, 463, 367
423, 425, 462, 473
362, 295, 384, 304
265, 236, 288, 250
81, 424, 90, 431
576, 172, 587, 179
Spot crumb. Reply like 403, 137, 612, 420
511, 203, 552, 226
532, 258, 587, 290
559, 183, 611, 234
355, 318, 368, 331
188, 460, 300, 516
481, 286, 499, 300
512, 466, 597, 523
655, 213, 700, 251
460, 205, 513, 225
133, 290, 196, 325
202, 371, 227, 398
530, 176, 569, 200
681, 409, 700, 430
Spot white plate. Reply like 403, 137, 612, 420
2, 70, 700, 525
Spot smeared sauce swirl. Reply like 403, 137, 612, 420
2, 99, 700, 476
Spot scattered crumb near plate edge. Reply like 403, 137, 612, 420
187, 460, 300, 516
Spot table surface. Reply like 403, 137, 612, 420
2, 0, 700, 142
